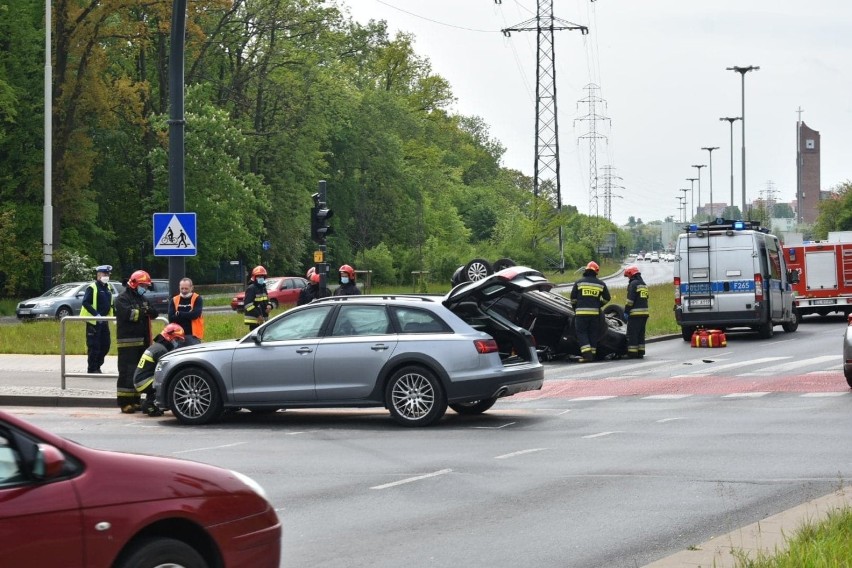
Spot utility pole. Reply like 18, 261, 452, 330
701, 147, 719, 218
727, 65, 760, 218
685, 178, 698, 221
501, 0, 587, 271
575, 84, 610, 217
720, 117, 741, 218
691, 164, 706, 221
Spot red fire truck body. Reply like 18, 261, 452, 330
785, 234, 852, 319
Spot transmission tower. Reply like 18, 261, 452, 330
575, 84, 609, 216
500, 0, 587, 269
598, 165, 623, 221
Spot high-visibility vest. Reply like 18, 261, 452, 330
80, 282, 114, 324
172, 293, 205, 339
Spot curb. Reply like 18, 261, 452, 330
0, 395, 114, 408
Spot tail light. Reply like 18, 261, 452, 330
473, 339, 498, 354
674, 277, 681, 306
754, 274, 764, 301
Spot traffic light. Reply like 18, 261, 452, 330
310, 193, 333, 244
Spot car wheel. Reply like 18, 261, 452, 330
449, 397, 498, 415
116, 537, 205, 568
55, 305, 73, 319
463, 258, 493, 282
168, 368, 223, 425
385, 366, 447, 427
756, 321, 774, 339
269, 299, 279, 310
681, 326, 694, 341
603, 304, 626, 323
492, 258, 516, 272
846, 371, 852, 389
782, 314, 798, 333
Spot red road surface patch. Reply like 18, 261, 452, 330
516, 372, 849, 399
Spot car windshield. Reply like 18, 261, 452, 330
41, 283, 82, 298
265, 278, 282, 289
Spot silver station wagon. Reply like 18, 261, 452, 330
154, 295, 543, 427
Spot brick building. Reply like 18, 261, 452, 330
797, 121, 820, 224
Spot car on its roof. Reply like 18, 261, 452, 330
154, 294, 543, 427
16, 281, 121, 321
230, 276, 309, 312
0, 410, 281, 567
445, 265, 628, 361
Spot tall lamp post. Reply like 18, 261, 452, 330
679, 188, 690, 223
726, 65, 759, 218
676, 196, 687, 224
719, 117, 741, 218
701, 147, 719, 218
691, 165, 706, 221
168, 0, 188, 296
685, 177, 698, 221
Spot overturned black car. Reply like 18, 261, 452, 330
444, 266, 627, 361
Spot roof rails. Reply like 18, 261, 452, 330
683, 218, 768, 234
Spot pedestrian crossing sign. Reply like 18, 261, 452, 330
153, 213, 197, 257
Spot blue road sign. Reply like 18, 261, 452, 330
153, 213, 197, 257
262, 240, 271, 251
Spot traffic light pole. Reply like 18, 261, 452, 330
312, 180, 332, 296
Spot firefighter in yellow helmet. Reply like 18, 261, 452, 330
244, 265, 273, 331
569, 261, 611, 362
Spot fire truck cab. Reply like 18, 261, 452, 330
674, 219, 799, 341
785, 231, 852, 320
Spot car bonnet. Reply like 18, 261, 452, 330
443, 266, 552, 308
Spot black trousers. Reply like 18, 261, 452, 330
117, 345, 144, 407
85, 323, 110, 372
626, 316, 648, 357
575, 315, 601, 360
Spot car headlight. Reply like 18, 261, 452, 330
35, 301, 55, 308
231, 470, 270, 500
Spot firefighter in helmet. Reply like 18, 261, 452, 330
115, 269, 159, 413
569, 261, 611, 362
132, 323, 194, 417
333, 264, 361, 296
244, 265, 273, 331
298, 267, 330, 305
623, 265, 649, 358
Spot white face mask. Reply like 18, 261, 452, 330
180, 292, 192, 298
99, 276, 110, 284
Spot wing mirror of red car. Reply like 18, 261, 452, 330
35, 443, 67, 480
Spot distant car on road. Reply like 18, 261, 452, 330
155, 294, 543, 427
230, 276, 309, 312
16, 281, 120, 321
0, 410, 281, 567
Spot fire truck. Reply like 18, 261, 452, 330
784, 232, 852, 320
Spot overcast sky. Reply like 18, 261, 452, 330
341, 0, 852, 225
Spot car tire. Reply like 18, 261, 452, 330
450, 397, 498, 415
603, 304, 626, 323
116, 537, 205, 568
846, 371, 852, 389
757, 321, 774, 339
463, 258, 493, 282
168, 367, 223, 425
385, 366, 447, 427
681, 326, 694, 341
492, 258, 516, 272
782, 314, 799, 333
55, 305, 73, 319
269, 299, 279, 310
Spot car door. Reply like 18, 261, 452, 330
230, 305, 334, 403
313, 305, 398, 399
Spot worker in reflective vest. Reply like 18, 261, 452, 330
168, 277, 204, 340
80, 264, 114, 374
570, 261, 611, 362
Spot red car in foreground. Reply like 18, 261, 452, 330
230, 276, 309, 312
0, 410, 281, 568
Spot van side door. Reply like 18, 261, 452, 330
765, 237, 784, 320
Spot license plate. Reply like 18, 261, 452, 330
689, 298, 712, 307
812, 299, 834, 305
17, 309, 31, 315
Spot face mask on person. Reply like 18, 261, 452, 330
138, 287, 147, 296
257, 278, 265, 285
99, 276, 110, 284
171, 340, 183, 349
180, 292, 192, 298
340, 277, 350, 284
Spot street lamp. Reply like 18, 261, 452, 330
676, 196, 687, 224
691, 165, 706, 221
726, 65, 759, 218
679, 188, 690, 223
719, 117, 741, 218
686, 177, 698, 220
701, 147, 719, 218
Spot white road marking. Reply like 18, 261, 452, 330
736, 355, 840, 376
494, 448, 548, 460
371, 469, 452, 490
722, 392, 770, 398
800, 392, 849, 397
582, 431, 621, 439
557, 409, 573, 415
679, 356, 789, 376
172, 442, 248, 455
472, 422, 516, 429
569, 395, 617, 401
643, 394, 692, 400
656, 417, 685, 423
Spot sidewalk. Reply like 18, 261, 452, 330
0, 354, 849, 566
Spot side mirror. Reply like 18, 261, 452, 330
251, 331, 261, 345
787, 269, 800, 284
35, 444, 66, 480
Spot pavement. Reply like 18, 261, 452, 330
0, 353, 849, 566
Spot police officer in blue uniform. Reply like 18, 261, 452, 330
80, 264, 114, 374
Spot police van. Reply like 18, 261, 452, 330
673, 219, 799, 341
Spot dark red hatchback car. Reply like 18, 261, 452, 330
231, 276, 309, 312
0, 411, 281, 568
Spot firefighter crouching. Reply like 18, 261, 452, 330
570, 261, 611, 362
244, 265, 273, 331
624, 265, 650, 358
133, 323, 189, 417
115, 270, 159, 413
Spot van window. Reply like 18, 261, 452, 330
766, 238, 782, 279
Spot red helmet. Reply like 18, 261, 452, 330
161, 323, 186, 343
585, 261, 600, 273
624, 265, 640, 278
127, 270, 152, 289
338, 264, 356, 280
251, 265, 267, 280
310, 272, 320, 284
306, 267, 316, 279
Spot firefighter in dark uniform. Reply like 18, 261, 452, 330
244, 265, 273, 331
115, 270, 158, 413
297, 267, 330, 306
624, 265, 650, 358
133, 323, 193, 417
333, 264, 362, 296
570, 261, 611, 362
80, 264, 114, 374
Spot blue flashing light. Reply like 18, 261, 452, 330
733, 221, 746, 230
688, 223, 698, 232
